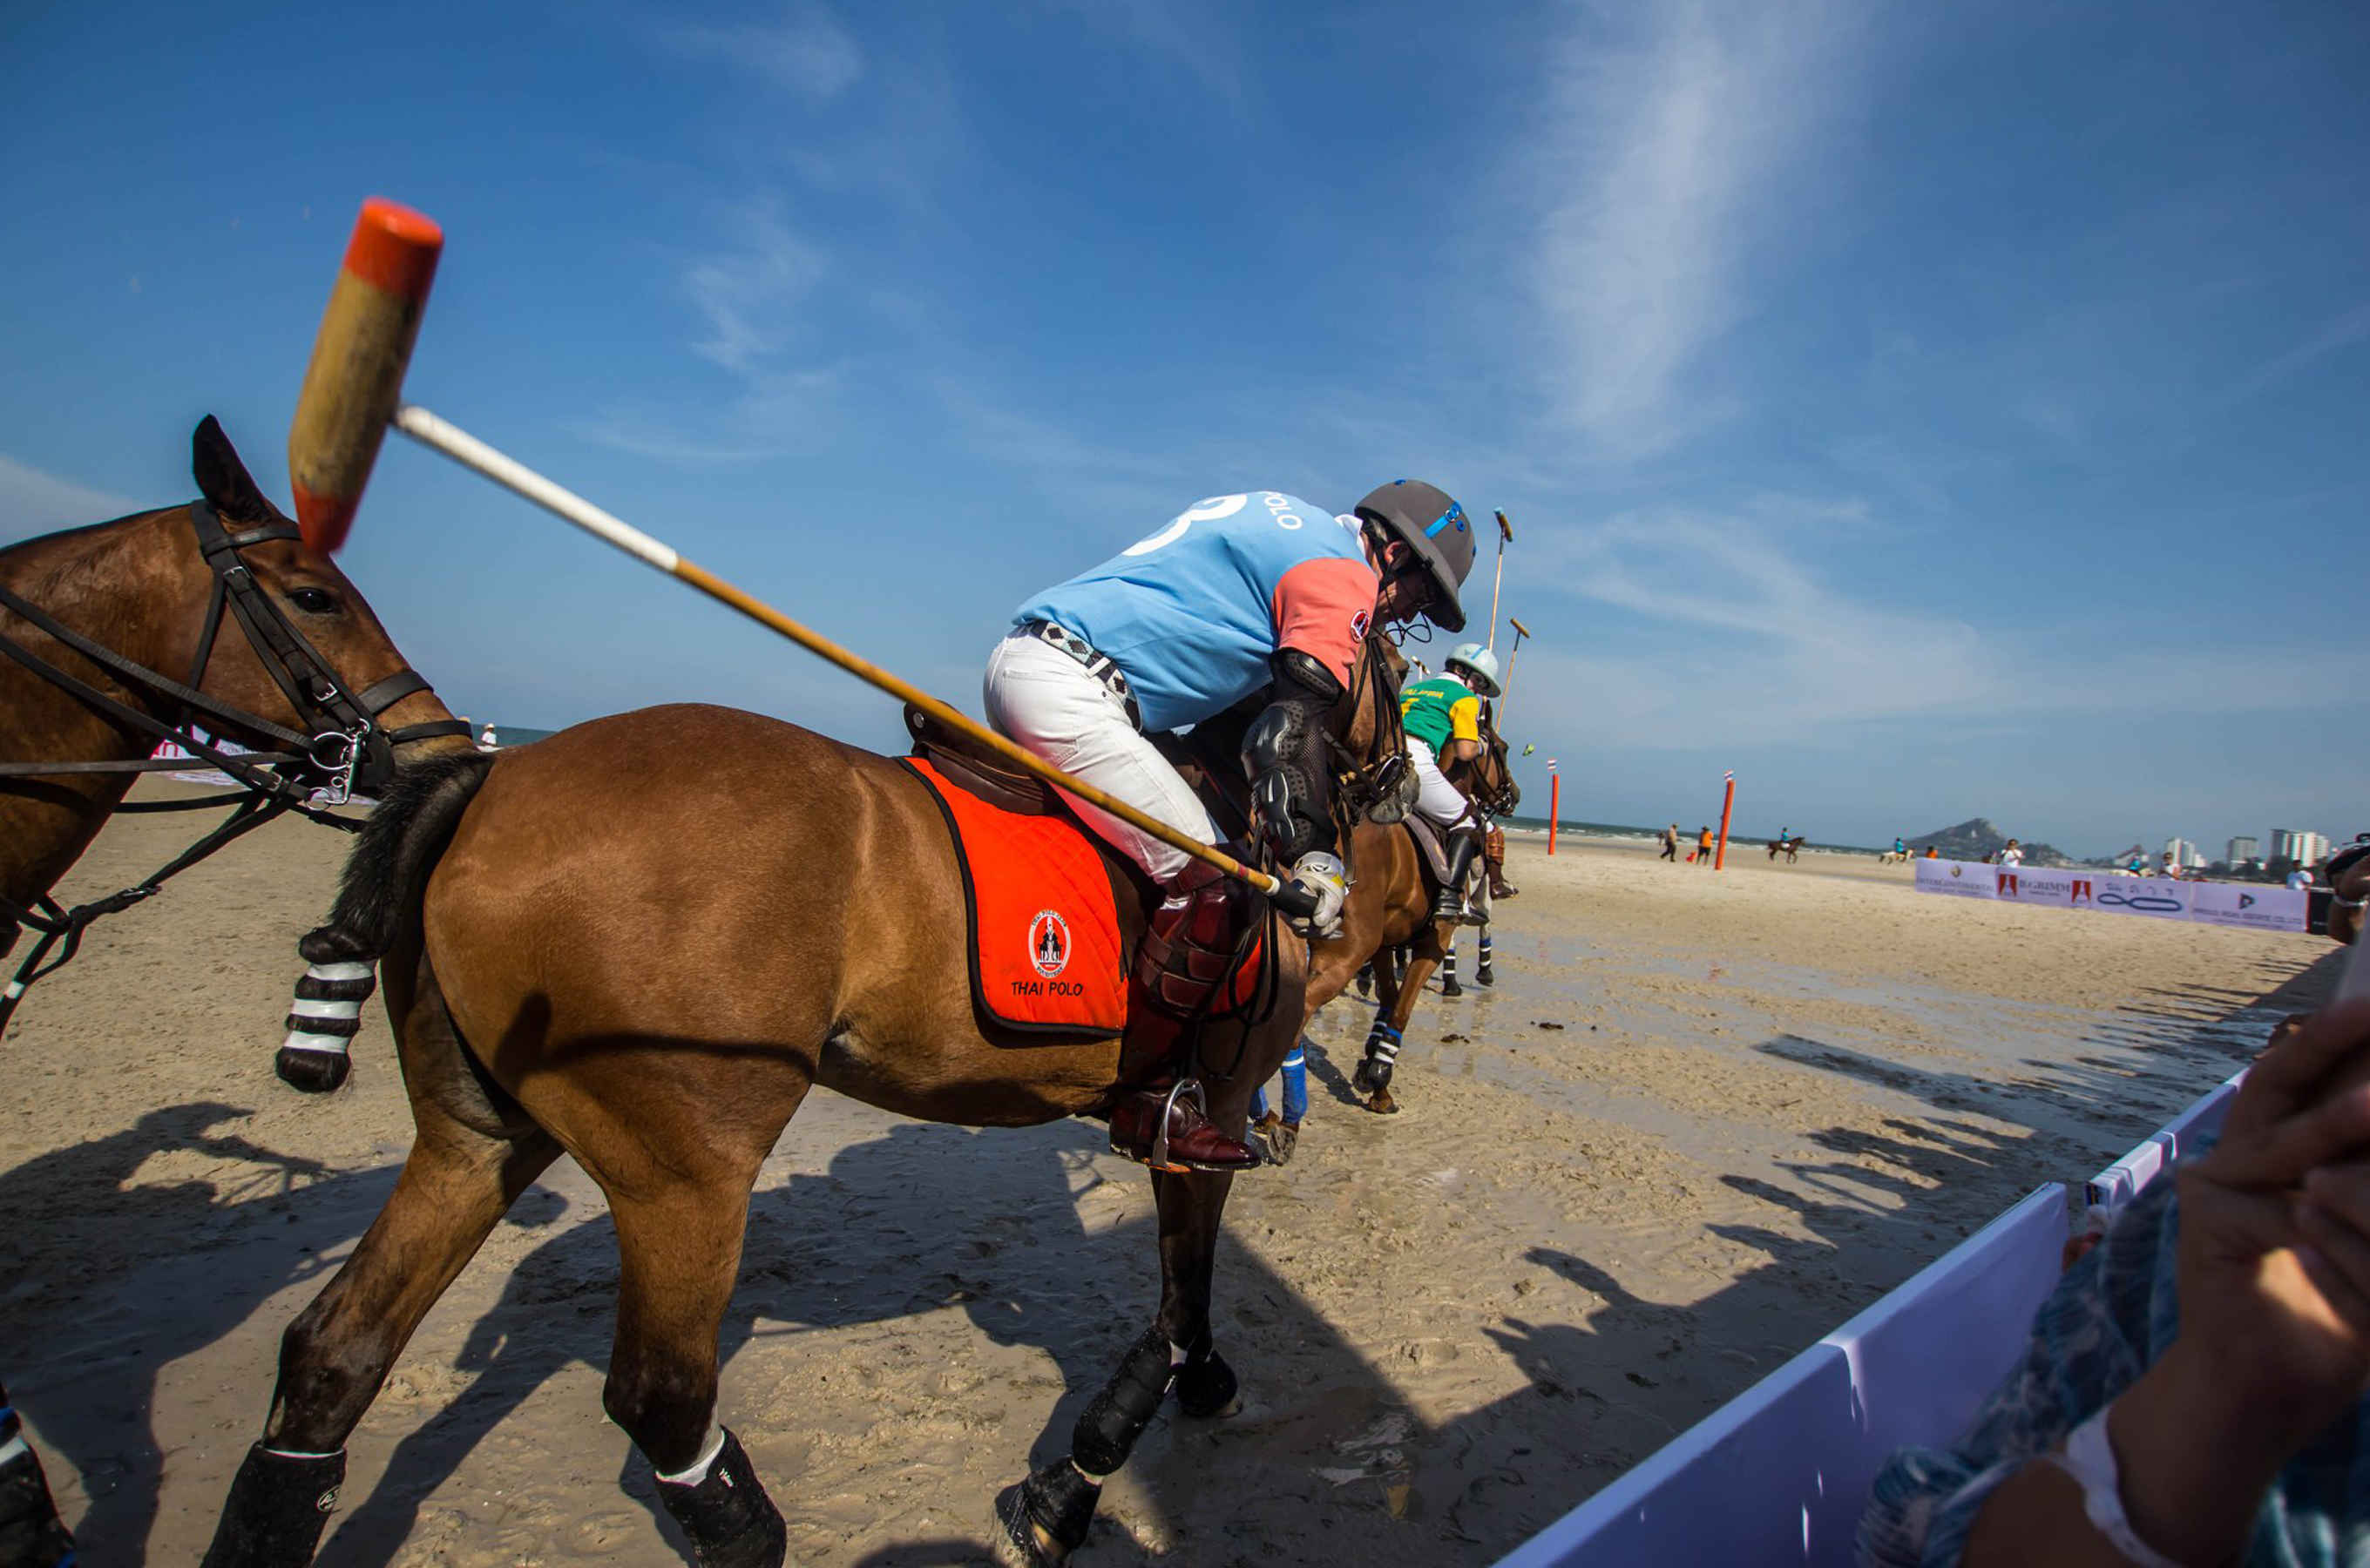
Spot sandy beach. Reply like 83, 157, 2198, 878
1, 782, 2346, 1565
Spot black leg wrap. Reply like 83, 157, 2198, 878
200, 1444, 346, 1568
1073, 1326, 1175, 1477
997, 1459, 1100, 1566
0, 1389, 75, 1568
653, 1430, 785, 1568
1174, 1344, 1239, 1419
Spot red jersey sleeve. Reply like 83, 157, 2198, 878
1270, 556, 1382, 686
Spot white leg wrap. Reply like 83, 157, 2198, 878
653, 1425, 726, 1486
0, 1432, 28, 1466
280, 1031, 352, 1057
307, 961, 375, 983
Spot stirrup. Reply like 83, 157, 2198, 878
1110, 1079, 1200, 1172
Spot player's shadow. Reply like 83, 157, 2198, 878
324, 1117, 1402, 1567
0, 1101, 392, 1565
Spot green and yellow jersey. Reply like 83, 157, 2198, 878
1399, 674, 1481, 754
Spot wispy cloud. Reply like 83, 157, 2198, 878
2225, 300, 2370, 404
0, 455, 139, 543
1033, 0, 1245, 103
665, 5, 863, 102
681, 200, 830, 375
1524, 1, 1866, 461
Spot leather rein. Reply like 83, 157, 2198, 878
1325, 631, 1412, 835
0, 499, 468, 1033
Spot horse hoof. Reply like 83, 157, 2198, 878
1439, 978, 1463, 997
1364, 1092, 1398, 1116
992, 1462, 1097, 1568
1175, 1348, 1241, 1418
274, 1046, 349, 1094
653, 1430, 786, 1568
1253, 1119, 1297, 1166
1351, 1062, 1375, 1097
1475, 966, 1495, 988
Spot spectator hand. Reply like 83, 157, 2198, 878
2177, 999, 2370, 1450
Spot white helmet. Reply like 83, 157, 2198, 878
1445, 641, 1502, 698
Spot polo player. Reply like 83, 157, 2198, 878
985, 482, 1475, 1170
1396, 640, 1500, 924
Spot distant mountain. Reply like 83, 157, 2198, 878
1907, 817, 2075, 868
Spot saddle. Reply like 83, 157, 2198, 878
1403, 813, 1475, 889
904, 705, 1062, 815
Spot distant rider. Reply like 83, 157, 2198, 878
987, 482, 1476, 1170
1396, 641, 1501, 923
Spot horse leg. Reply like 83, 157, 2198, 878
605, 1180, 785, 1568
1475, 920, 1496, 987
997, 1167, 1236, 1566
1371, 929, 1446, 1115
203, 1110, 558, 1567
1352, 950, 1405, 1114
1438, 939, 1461, 997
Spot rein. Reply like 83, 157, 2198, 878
0, 499, 468, 1034
1324, 632, 1410, 836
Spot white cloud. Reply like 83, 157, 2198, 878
1525, 498, 2336, 753
681, 201, 830, 376
1525, 1, 1866, 460
0, 456, 139, 542
666, 6, 863, 102
1033, 0, 1245, 103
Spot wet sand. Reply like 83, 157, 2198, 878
1, 783, 2344, 1564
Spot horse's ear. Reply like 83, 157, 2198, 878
192, 416, 280, 524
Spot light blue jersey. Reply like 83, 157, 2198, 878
1013, 492, 1379, 732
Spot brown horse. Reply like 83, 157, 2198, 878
0, 418, 467, 1561
200, 637, 1408, 1568
1265, 717, 1518, 1128
1767, 835, 1805, 862
0, 418, 471, 1028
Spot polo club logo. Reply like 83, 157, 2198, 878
2238, 894, 2257, 910
1028, 909, 1071, 979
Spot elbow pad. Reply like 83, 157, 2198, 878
1242, 687, 1336, 863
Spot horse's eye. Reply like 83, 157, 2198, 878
288, 587, 341, 616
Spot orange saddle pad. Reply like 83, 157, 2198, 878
904, 758, 1129, 1037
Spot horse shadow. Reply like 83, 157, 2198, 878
0, 1100, 396, 1565
323, 1115, 1407, 1567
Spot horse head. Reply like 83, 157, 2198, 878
1459, 712, 1520, 816
171, 416, 473, 789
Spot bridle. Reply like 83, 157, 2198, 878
0, 499, 467, 1032
1324, 630, 1412, 835
1459, 715, 1520, 818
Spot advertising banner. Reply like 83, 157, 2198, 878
2188, 882, 2309, 933
1914, 858, 1994, 899
2089, 872, 2193, 920
1915, 858, 2305, 934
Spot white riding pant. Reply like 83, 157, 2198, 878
982, 631, 1219, 886
1405, 735, 1474, 830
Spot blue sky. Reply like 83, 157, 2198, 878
3, 1, 2365, 856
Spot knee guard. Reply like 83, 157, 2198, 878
1242, 654, 1341, 863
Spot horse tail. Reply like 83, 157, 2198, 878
277, 751, 495, 1092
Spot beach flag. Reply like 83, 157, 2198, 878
1546, 758, 1559, 770
1724, 769, 1735, 781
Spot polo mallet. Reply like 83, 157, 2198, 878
288, 199, 1309, 911
1486, 509, 1512, 653
1497, 615, 1532, 731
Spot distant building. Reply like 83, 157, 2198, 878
2163, 837, 2204, 869
2271, 828, 2331, 868
2227, 835, 2259, 867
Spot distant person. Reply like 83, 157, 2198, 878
1779, 825, 1791, 842
2288, 865, 2314, 890
478, 721, 498, 750
1659, 823, 1680, 862
1999, 839, 2024, 868
1924, 846, 1939, 860
2128, 854, 2147, 875
1696, 825, 1715, 867
1893, 837, 1906, 856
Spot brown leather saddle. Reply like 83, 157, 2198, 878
903, 705, 1063, 816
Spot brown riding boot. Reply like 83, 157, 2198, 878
1110, 876, 1263, 1173
1485, 825, 1518, 898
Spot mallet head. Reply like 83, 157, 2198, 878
288, 198, 442, 553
